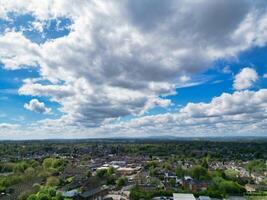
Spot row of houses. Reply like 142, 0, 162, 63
164, 173, 209, 191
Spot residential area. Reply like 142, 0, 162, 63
0, 140, 266, 200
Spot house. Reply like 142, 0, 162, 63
198, 196, 211, 200
181, 177, 208, 192
190, 180, 209, 191
117, 167, 140, 175
62, 189, 79, 198
110, 161, 126, 167
164, 172, 182, 186
173, 193, 196, 200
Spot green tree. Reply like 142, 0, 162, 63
32, 183, 41, 192
27, 186, 63, 200
169, 178, 176, 187
130, 186, 151, 200
175, 166, 185, 178
86, 170, 92, 178
43, 158, 54, 170
149, 166, 156, 176
107, 166, 115, 176
246, 160, 266, 176
192, 165, 209, 180
18, 190, 33, 200
211, 177, 245, 196
96, 169, 107, 178
107, 176, 116, 185
46, 176, 60, 187
27, 195, 38, 200
201, 157, 209, 169
116, 176, 127, 188
42, 158, 64, 171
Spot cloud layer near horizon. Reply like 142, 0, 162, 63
0, 0, 267, 138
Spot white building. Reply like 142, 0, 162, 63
173, 193, 196, 200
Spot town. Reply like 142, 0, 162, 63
0, 139, 266, 200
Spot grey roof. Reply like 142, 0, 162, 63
173, 193, 195, 200
199, 196, 211, 200
62, 189, 79, 197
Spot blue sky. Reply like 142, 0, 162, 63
0, 0, 267, 139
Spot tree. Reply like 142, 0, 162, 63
175, 166, 185, 178
130, 186, 151, 200
107, 176, 116, 185
149, 166, 156, 176
161, 161, 172, 171
14, 162, 29, 173
43, 158, 54, 170
42, 158, 65, 172
145, 161, 157, 170
38, 193, 50, 200
46, 176, 60, 187
116, 176, 127, 188
192, 165, 209, 180
211, 177, 245, 196
224, 169, 238, 181
201, 157, 209, 169
96, 169, 107, 178
86, 170, 92, 178
32, 183, 41, 192
169, 178, 176, 187
27, 186, 63, 200
246, 160, 266, 176
25, 167, 35, 176
27, 195, 38, 200
18, 190, 33, 200
107, 166, 115, 176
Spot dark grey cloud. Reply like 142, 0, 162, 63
125, 0, 175, 31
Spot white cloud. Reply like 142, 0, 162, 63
101, 89, 267, 137
222, 66, 231, 74
2, 89, 267, 138
180, 89, 267, 119
24, 99, 51, 114
0, 123, 19, 129
0, 0, 267, 135
233, 67, 258, 90
19, 88, 265, 138
179, 75, 191, 83
0, 32, 40, 69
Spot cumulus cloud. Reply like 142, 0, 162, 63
102, 89, 267, 137
0, 0, 267, 134
0, 32, 40, 69
2, 89, 267, 138
180, 89, 267, 118
0, 123, 19, 129
24, 99, 51, 114
233, 67, 258, 90
28, 88, 267, 138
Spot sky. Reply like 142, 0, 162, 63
0, 0, 267, 139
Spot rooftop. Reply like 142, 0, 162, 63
173, 193, 196, 200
